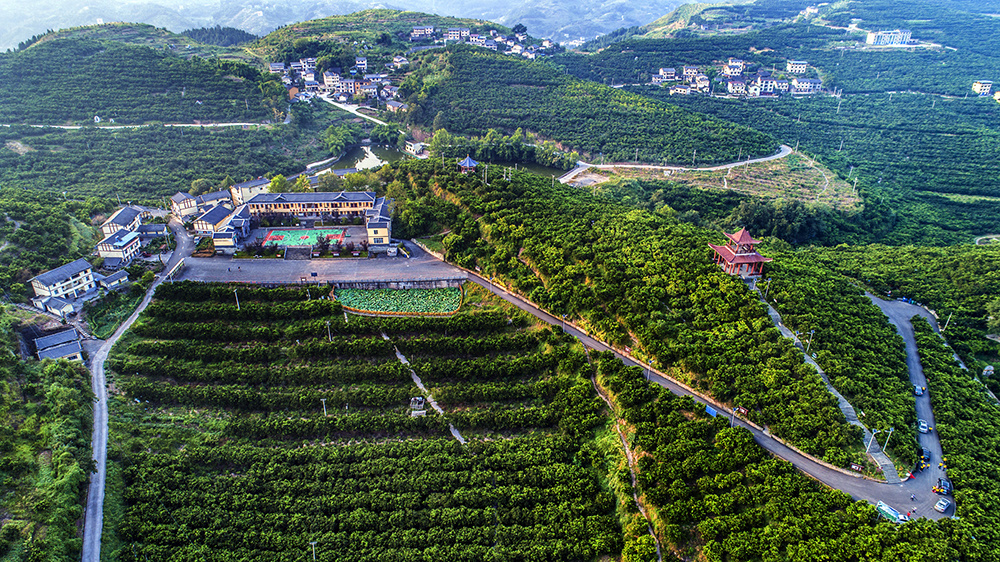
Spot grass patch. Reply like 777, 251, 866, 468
415, 233, 446, 254
85, 290, 144, 339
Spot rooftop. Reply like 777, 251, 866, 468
31, 258, 92, 287
33, 328, 79, 351
246, 191, 376, 205
37, 341, 82, 361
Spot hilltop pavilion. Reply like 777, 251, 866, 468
708, 228, 772, 277
458, 155, 478, 173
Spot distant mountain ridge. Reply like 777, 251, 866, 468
0, 0, 691, 52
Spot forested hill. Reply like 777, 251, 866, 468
399, 47, 778, 165
0, 38, 284, 125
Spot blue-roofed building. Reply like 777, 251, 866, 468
33, 328, 81, 362
230, 178, 271, 205
96, 229, 142, 269
458, 155, 478, 173
99, 270, 129, 290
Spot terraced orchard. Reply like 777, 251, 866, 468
334, 287, 463, 314
102, 281, 619, 561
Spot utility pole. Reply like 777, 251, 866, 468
865, 428, 881, 454
943, 312, 953, 331
837, 98, 842, 113
838, 138, 844, 151
320, 398, 328, 417
326, 320, 332, 342
692, 149, 696, 166
764, 277, 773, 300
806, 329, 815, 355
883, 427, 895, 451
233, 289, 240, 311
853, 177, 859, 196
310, 541, 317, 560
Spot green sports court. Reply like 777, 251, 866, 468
262, 228, 346, 246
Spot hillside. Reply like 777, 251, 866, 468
556, 0, 1000, 245
0, 37, 282, 125
400, 46, 778, 165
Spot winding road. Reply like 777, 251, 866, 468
80, 219, 193, 562
79, 236, 954, 560
461, 269, 954, 520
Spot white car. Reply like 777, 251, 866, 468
914, 385, 925, 396
934, 498, 952, 513
918, 419, 929, 433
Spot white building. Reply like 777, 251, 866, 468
866, 29, 912, 46
973, 80, 993, 96
786, 60, 808, 74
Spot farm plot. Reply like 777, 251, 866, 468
103, 281, 619, 560
335, 287, 462, 314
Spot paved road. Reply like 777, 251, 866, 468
177, 241, 462, 285
462, 272, 952, 519
560, 144, 794, 183
317, 96, 397, 129
865, 294, 956, 516
80, 218, 194, 562
762, 300, 900, 482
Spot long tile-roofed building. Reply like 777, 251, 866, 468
33, 328, 79, 353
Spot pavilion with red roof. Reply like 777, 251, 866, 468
708, 228, 772, 277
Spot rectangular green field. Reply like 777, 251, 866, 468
263, 228, 345, 246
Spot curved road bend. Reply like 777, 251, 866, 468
865, 295, 957, 514
560, 145, 794, 183
81, 219, 194, 562
463, 272, 951, 519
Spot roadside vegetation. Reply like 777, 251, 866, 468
0, 308, 94, 562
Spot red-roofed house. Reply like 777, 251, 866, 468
708, 228, 772, 277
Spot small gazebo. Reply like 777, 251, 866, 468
708, 228, 772, 277
458, 155, 479, 174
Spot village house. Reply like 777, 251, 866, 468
411, 26, 435, 40
211, 205, 252, 254
99, 206, 147, 238
791, 77, 823, 94
659, 67, 676, 80
230, 178, 271, 205
669, 84, 691, 95
683, 66, 700, 78
355, 57, 367, 71
786, 60, 808, 74
694, 74, 711, 90
269, 62, 286, 74
391, 55, 409, 68
973, 80, 993, 96
652, 74, 668, 85
727, 80, 746, 94
33, 328, 83, 362
722, 63, 743, 77
98, 270, 129, 290
193, 205, 236, 236
170, 190, 232, 218
446, 28, 470, 41
135, 224, 168, 242
385, 100, 408, 113
484, 40, 498, 51
96, 229, 142, 269
29, 258, 96, 310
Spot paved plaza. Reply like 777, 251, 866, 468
177, 242, 465, 285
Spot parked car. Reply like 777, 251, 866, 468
918, 419, 929, 433
934, 498, 952, 513
935, 478, 953, 495
921, 448, 932, 461
914, 385, 925, 396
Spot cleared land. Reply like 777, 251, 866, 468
578, 152, 860, 211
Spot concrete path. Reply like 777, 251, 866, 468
762, 300, 900, 482
559, 144, 794, 184
387, 334, 466, 444
80, 218, 194, 562
865, 294, 957, 513
461, 272, 952, 519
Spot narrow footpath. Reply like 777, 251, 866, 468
460, 271, 952, 519
761, 298, 900, 482
385, 333, 466, 444
80, 219, 193, 562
